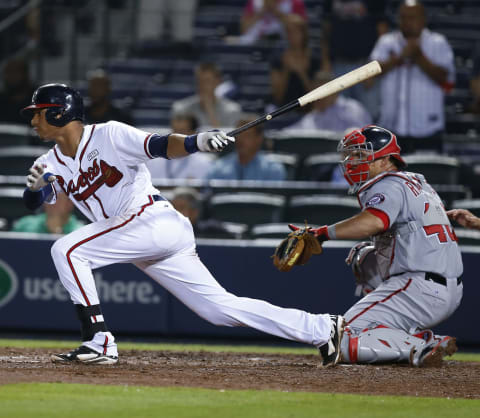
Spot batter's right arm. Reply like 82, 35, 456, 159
166, 131, 235, 158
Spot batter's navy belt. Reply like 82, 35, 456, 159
152, 194, 167, 202
424, 272, 462, 287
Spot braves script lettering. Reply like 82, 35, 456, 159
56, 159, 123, 202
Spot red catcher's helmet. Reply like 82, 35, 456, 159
338, 125, 407, 193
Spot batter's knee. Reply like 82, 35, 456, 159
51, 236, 69, 264
194, 293, 243, 327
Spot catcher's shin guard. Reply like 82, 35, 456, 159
340, 325, 430, 364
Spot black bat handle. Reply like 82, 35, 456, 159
227, 100, 300, 137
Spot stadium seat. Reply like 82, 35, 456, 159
207, 192, 286, 226
0, 124, 33, 146
299, 153, 340, 181
0, 175, 25, 188
450, 199, 480, 218
196, 220, 248, 240
0, 146, 50, 175
286, 195, 359, 225
249, 223, 290, 239
433, 184, 471, 209
263, 153, 299, 180
270, 130, 341, 158
446, 113, 480, 134
453, 227, 480, 246
404, 154, 460, 185
0, 188, 31, 227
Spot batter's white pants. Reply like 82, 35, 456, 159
51, 198, 331, 347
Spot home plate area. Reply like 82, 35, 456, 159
0, 347, 479, 398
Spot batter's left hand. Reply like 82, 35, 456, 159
26, 164, 57, 191
196, 130, 235, 153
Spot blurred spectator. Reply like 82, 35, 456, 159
321, 0, 388, 119
84, 69, 133, 125
171, 187, 246, 239
286, 71, 372, 131
136, 0, 197, 45
12, 193, 85, 234
467, 44, 480, 115
146, 113, 214, 180
25, 2, 63, 57
207, 113, 286, 181
269, 13, 320, 109
0, 57, 35, 125
239, 0, 307, 45
172, 62, 242, 129
171, 187, 202, 226
371, 1, 455, 154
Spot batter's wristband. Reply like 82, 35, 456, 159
184, 135, 199, 154
327, 225, 337, 240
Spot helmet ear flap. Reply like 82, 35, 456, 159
45, 106, 67, 127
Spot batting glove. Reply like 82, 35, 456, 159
196, 130, 235, 152
26, 164, 57, 191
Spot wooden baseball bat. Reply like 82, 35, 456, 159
227, 60, 382, 137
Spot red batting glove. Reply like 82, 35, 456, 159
288, 224, 330, 242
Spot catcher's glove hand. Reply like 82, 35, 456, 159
272, 222, 323, 272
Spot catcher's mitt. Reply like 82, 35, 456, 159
272, 223, 323, 272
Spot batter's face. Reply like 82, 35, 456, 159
31, 109, 59, 141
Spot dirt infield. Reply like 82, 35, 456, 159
1, 347, 479, 398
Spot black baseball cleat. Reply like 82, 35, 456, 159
319, 315, 345, 367
51, 345, 118, 365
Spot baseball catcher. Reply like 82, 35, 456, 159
277, 125, 462, 367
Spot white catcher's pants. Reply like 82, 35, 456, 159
51, 198, 331, 347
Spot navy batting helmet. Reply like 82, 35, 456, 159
338, 125, 407, 193
21, 83, 84, 127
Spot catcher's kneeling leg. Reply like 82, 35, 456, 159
340, 325, 429, 364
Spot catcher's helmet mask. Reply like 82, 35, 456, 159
338, 125, 407, 194
21, 83, 85, 127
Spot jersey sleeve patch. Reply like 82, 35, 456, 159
365, 193, 385, 208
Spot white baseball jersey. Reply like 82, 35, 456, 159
34, 122, 159, 221
39, 121, 333, 349
370, 29, 455, 137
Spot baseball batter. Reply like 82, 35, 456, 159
294, 125, 463, 366
21, 83, 344, 366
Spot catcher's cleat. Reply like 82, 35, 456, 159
434, 335, 457, 357
410, 341, 444, 367
319, 315, 345, 367
413, 331, 457, 358
51, 345, 118, 365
